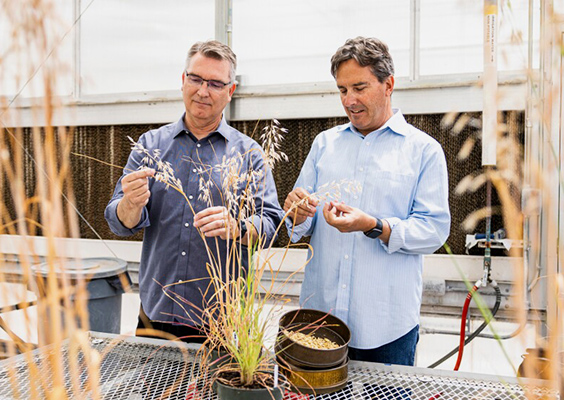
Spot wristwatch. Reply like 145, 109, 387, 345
239, 221, 248, 238
364, 218, 383, 239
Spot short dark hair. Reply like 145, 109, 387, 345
186, 40, 237, 82
330, 37, 394, 83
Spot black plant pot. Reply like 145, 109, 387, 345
215, 379, 284, 400
214, 370, 287, 400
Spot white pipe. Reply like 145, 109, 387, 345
482, 0, 498, 166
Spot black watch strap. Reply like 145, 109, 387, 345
240, 221, 248, 238
364, 218, 383, 239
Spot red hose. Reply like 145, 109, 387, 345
454, 284, 479, 371
428, 282, 481, 399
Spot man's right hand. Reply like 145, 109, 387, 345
283, 187, 319, 226
117, 168, 155, 229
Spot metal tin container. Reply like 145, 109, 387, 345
277, 309, 351, 369
276, 323, 347, 368
280, 357, 349, 395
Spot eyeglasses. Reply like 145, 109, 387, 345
185, 72, 231, 91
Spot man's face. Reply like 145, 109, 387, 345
335, 59, 394, 135
182, 53, 235, 126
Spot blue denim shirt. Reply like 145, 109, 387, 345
287, 109, 451, 349
105, 115, 284, 325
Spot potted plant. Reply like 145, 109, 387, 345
126, 120, 359, 399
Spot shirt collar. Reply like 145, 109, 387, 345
339, 108, 410, 137
383, 108, 410, 136
173, 113, 235, 141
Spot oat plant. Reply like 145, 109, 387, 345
0, 1, 109, 399
124, 120, 360, 391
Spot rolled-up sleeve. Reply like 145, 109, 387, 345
105, 200, 150, 236
381, 141, 451, 254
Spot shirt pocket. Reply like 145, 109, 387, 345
364, 170, 416, 219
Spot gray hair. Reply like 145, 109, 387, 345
330, 37, 394, 83
185, 40, 237, 83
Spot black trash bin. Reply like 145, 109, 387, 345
32, 257, 129, 344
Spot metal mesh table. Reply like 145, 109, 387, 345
0, 332, 557, 399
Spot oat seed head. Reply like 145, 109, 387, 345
260, 119, 289, 170
128, 136, 183, 192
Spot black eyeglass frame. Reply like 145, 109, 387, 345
184, 72, 232, 90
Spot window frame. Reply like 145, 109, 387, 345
3, 0, 534, 127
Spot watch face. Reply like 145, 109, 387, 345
364, 218, 383, 239
365, 228, 382, 239
240, 224, 248, 237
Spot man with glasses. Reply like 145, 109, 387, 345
105, 40, 283, 342
284, 37, 450, 367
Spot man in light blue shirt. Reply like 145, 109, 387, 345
284, 37, 450, 365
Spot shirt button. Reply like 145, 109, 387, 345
359, 167, 364, 172
184, 223, 189, 228
192, 169, 197, 173
342, 284, 347, 289
188, 195, 194, 200
344, 255, 349, 259
181, 251, 186, 256
353, 196, 358, 200
365, 142, 370, 146
197, 143, 201, 148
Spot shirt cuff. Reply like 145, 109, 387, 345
285, 217, 310, 243
379, 217, 401, 254
384, 217, 401, 230
105, 200, 150, 236
247, 215, 261, 236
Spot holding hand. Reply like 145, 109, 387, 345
117, 168, 155, 228
283, 187, 319, 225
322, 201, 377, 233
122, 168, 155, 207
193, 206, 238, 241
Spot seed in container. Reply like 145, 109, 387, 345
283, 329, 340, 349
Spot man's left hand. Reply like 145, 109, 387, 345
193, 206, 238, 240
322, 201, 376, 233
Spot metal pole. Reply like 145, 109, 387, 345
482, 0, 498, 167
215, 0, 232, 47
481, 0, 499, 288
215, 0, 233, 121
409, 0, 420, 81
73, 0, 81, 99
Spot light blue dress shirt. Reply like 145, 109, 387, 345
288, 109, 450, 349
105, 115, 283, 326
